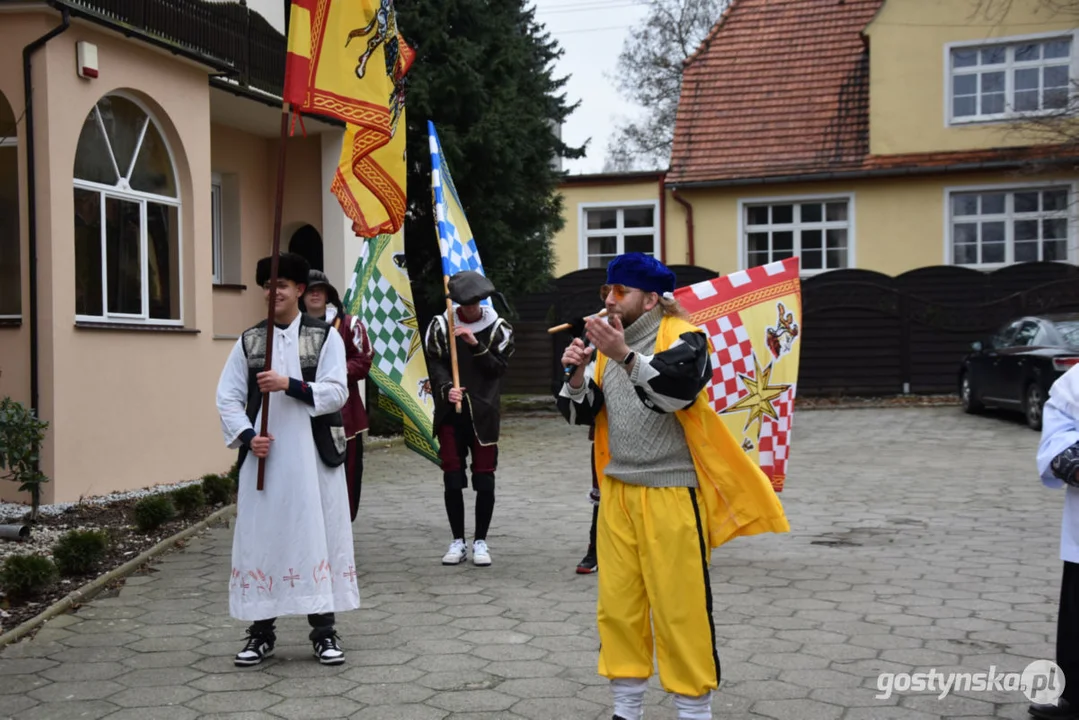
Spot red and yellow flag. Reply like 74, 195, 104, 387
284, 0, 414, 237
674, 258, 802, 492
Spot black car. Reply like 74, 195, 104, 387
959, 314, 1079, 430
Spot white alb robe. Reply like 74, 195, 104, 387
216, 313, 360, 620
1037, 365, 1079, 564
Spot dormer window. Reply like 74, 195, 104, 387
948, 34, 1073, 124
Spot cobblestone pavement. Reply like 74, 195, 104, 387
0, 407, 1061, 720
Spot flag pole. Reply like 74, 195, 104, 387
256, 101, 293, 491
443, 278, 463, 415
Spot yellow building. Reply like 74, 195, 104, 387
552, 0, 1079, 279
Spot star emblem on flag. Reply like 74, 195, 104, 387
399, 295, 421, 365
723, 354, 791, 438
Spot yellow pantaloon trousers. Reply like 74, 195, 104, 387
596, 475, 721, 697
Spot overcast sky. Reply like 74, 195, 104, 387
529, 0, 650, 175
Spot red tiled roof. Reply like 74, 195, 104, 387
668, 0, 1079, 186
669, 0, 882, 185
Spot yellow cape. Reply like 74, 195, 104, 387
592, 315, 790, 549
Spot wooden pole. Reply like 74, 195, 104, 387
256, 102, 292, 491
443, 275, 462, 414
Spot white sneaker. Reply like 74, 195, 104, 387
472, 540, 491, 566
442, 539, 467, 565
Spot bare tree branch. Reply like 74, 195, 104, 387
604, 0, 728, 172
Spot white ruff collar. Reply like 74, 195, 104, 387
452, 305, 499, 333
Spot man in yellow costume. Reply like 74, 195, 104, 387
557, 253, 789, 720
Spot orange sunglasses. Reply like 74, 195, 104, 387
599, 283, 633, 302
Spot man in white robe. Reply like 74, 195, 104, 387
216, 252, 360, 667
1033, 365, 1079, 719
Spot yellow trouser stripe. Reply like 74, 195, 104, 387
596, 476, 721, 696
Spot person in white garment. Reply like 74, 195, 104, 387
216, 252, 359, 667
1033, 366, 1079, 720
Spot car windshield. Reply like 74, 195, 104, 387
1054, 322, 1079, 348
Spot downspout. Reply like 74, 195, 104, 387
23, 8, 71, 427
671, 188, 695, 266
658, 172, 667, 264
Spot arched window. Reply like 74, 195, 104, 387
0, 92, 19, 318
73, 94, 181, 323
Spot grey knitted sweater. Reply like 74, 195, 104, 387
597, 308, 698, 488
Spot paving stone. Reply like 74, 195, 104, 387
345, 683, 436, 705
15, 700, 117, 720
349, 705, 448, 719
750, 698, 844, 720
0, 694, 40, 716
28, 680, 124, 702
41, 660, 126, 681
266, 696, 362, 719
115, 667, 204, 687
185, 690, 285, 714
427, 689, 518, 712
0, 411, 1061, 720
108, 685, 202, 707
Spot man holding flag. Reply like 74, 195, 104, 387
424, 272, 514, 566
425, 123, 515, 566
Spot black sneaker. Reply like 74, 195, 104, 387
312, 632, 345, 665
577, 547, 597, 574
234, 629, 275, 667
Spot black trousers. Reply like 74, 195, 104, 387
251, 613, 335, 640
1059, 561, 1079, 702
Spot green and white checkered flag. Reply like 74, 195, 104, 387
344, 233, 439, 465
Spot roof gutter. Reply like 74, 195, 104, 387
671, 188, 695, 266
666, 157, 1079, 190
43, 0, 238, 77
23, 4, 71, 463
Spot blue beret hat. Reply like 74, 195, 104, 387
606, 253, 676, 295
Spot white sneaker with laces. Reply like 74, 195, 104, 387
442, 538, 467, 565
472, 539, 492, 566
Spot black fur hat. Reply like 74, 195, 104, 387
256, 252, 310, 288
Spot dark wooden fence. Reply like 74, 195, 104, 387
802, 262, 1079, 396
502, 261, 1079, 397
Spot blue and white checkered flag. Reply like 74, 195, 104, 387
428, 122, 489, 305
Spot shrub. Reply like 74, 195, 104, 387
226, 461, 240, 492
0, 397, 50, 522
133, 494, 176, 533
51, 529, 109, 576
202, 473, 234, 506
171, 485, 206, 517
0, 554, 58, 600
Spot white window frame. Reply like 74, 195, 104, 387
577, 200, 661, 270
737, 193, 856, 275
942, 180, 1079, 269
944, 30, 1078, 127
73, 92, 183, 326
0, 131, 19, 320
211, 173, 223, 285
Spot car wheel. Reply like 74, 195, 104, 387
1025, 383, 1045, 431
960, 372, 982, 413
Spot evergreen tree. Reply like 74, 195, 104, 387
397, 0, 584, 318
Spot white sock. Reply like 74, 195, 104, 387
674, 691, 713, 720
611, 677, 648, 720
